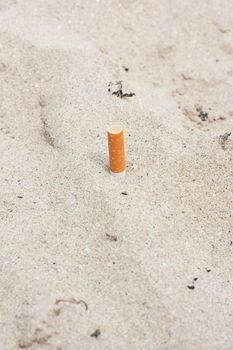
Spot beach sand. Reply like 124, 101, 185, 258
0, 1, 233, 349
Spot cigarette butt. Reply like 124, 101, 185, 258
107, 125, 126, 176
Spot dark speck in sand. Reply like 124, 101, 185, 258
106, 233, 118, 242
121, 192, 128, 195
187, 285, 195, 290
198, 111, 208, 121
91, 329, 101, 338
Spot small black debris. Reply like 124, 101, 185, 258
198, 111, 208, 121
112, 90, 123, 98
230, 241, 233, 245
124, 92, 134, 97
121, 192, 128, 195
106, 233, 118, 242
193, 277, 198, 282
187, 285, 195, 290
206, 268, 211, 272
91, 329, 101, 338
17, 196, 23, 199
123, 66, 129, 72
108, 81, 135, 99
112, 91, 135, 98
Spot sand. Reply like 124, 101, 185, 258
0, 0, 233, 349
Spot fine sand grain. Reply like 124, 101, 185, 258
0, 1, 233, 349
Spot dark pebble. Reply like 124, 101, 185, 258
187, 285, 195, 290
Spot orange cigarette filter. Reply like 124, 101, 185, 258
107, 125, 126, 176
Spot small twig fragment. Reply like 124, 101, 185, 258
55, 298, 88, 310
